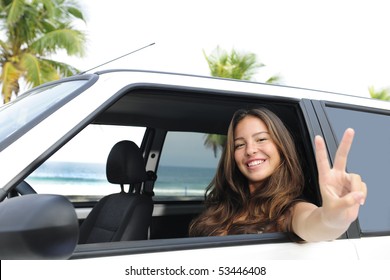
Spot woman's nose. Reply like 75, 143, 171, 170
245, 141, 257, 155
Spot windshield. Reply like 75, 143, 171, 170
0, 78, 94, 151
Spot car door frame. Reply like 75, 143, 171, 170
304, 99, 361, 239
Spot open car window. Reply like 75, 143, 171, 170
154, 131, 221, 199
26, 124, 146, 202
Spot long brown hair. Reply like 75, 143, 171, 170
189, 108, 304, 236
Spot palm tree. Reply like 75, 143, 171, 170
204, 133, 226, 158
204, 46, 280, 83
0, 0, 87, 103
369, 86, 390, 101
203, 46, 280, 156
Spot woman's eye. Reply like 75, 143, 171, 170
235, 143, 244, 149
256, 138, 267, 142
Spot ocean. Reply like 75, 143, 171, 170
27, 161, 215, 198
154, 165, 215, 196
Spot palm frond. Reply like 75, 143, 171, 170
30, 28, 86, 56
20, 52, 42, 86
265, 75, 281, 84
6, 0, 25, 26
38, 59, 60, 82
204, 47, 264, 80
204, 134, 226, 157
66, 6, 85, 22
38, 0, 56, 17
369, 86, 390, 101
40, 57, 80, 76
0, 61, 22, 102
0, 39, 10, 55
230, 49, 263, 80
43, 0, 85, 23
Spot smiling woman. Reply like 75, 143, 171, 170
189, 108, 304, 237
189, 107, 367, 243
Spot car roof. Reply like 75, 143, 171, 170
95, 69, 390, 109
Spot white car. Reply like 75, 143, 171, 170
0, 70, 389, 262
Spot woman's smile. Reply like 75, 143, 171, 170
246, 158, 266, 168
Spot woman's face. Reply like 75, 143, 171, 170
233, 115, 281, 192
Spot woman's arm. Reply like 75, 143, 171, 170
291, 129, 367, 242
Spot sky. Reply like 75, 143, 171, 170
57, 0, 390, 98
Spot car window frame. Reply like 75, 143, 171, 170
309, 100, 362, 239
69, 94, 325, 258
0, 74, 98, 152
317, 100, 390, 238
71, 232, 292, 259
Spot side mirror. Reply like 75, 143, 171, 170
0, 194, 79, 259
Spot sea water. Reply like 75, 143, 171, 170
27, 161, 215, 198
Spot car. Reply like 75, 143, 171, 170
0, 69, 390, 262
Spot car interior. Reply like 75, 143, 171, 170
78, 140, 154, 244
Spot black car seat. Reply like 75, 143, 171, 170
78, 140, 154, 244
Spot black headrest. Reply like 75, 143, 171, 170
106, 141, 148, 184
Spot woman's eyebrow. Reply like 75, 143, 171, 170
253, 131, 269, 137
234, 131, 269, 141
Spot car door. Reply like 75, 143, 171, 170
315, 99, 390, 259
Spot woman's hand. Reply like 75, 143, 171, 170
315, 128, 367, 229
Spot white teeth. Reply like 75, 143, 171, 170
247, 160, 265, 167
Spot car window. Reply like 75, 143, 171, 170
0, 78, 94, 152
26, 124, 146, 202
325, 105, 390, 233
154, 131, 222, 199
